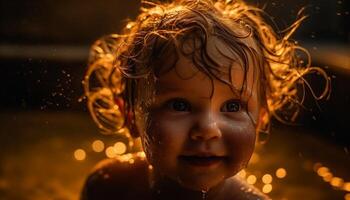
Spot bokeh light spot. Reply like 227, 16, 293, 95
262, 174, 273, 184
92, 140, 105, 152
238, 169, 246, 178
344, 182, 350, 192
105, 146, 116, 158
330, 177, 344, 188
276, 168, 287, 179
74, 149, 86, 161
317, 167, 329, 176
322, 172, 333, 182
247, 175, 257, 185
262, 184, 272, 194
114, 142, 127, 155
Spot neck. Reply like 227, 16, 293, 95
150, 173, 225, 200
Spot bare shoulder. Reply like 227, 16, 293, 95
80, 152, 151, 200
223, 176, 271, 200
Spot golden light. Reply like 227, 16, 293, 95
330, 177, 344, 188
247, 175, 257, 185
322, 172, 333, 182
92, 140, 105, 152
345, 193, 350, 200
262, 174, 273, 184
262, 184, 272, 194
114, 142, 127, 155
317, 167, 329, 176
343, 182, 350, 192
250, 153, 260, 164
238, 169, 246, 178
276, 168, 287, 179
137, 151, 146, 159
105, 146, 117, 158
125, 21, 138, 30
74, 149, 86, 161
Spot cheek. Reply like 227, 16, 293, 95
141, 113, 191, 165
222, 115, 256, 170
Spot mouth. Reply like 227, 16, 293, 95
178, 155, 227, 167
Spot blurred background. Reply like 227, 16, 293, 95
0, 0, 349, 199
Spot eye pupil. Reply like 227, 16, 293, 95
226, 101, 240, 112
171, 100, 189, 111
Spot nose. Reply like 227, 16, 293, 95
190, 112, 222, 141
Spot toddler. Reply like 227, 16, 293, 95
81, 0, 329, 199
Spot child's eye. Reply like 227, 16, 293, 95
166, 98, 191, 112
221, 100, 241, 112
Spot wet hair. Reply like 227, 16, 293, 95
83, 0, 330, 144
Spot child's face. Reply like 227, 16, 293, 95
136, 38, 261, 191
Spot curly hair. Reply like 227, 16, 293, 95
83, 0, 330, 145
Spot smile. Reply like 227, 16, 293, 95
178, 155, 227, 167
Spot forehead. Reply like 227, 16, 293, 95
156, 55, 256, 100
154, 36, 258, 96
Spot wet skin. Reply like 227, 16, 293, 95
82, 38, 268, 200
134, 38, 262, 198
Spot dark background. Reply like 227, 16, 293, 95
0, 0, 349, 199
1, 0, 349, 144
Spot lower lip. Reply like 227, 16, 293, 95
179, 156, 225, 167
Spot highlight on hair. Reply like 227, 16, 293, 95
83, 0, 330, 144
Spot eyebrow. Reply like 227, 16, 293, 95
155, 85, 243, 99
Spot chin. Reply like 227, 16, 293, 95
177, 174, 225, 191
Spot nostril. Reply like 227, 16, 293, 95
190, 122, 222, 141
